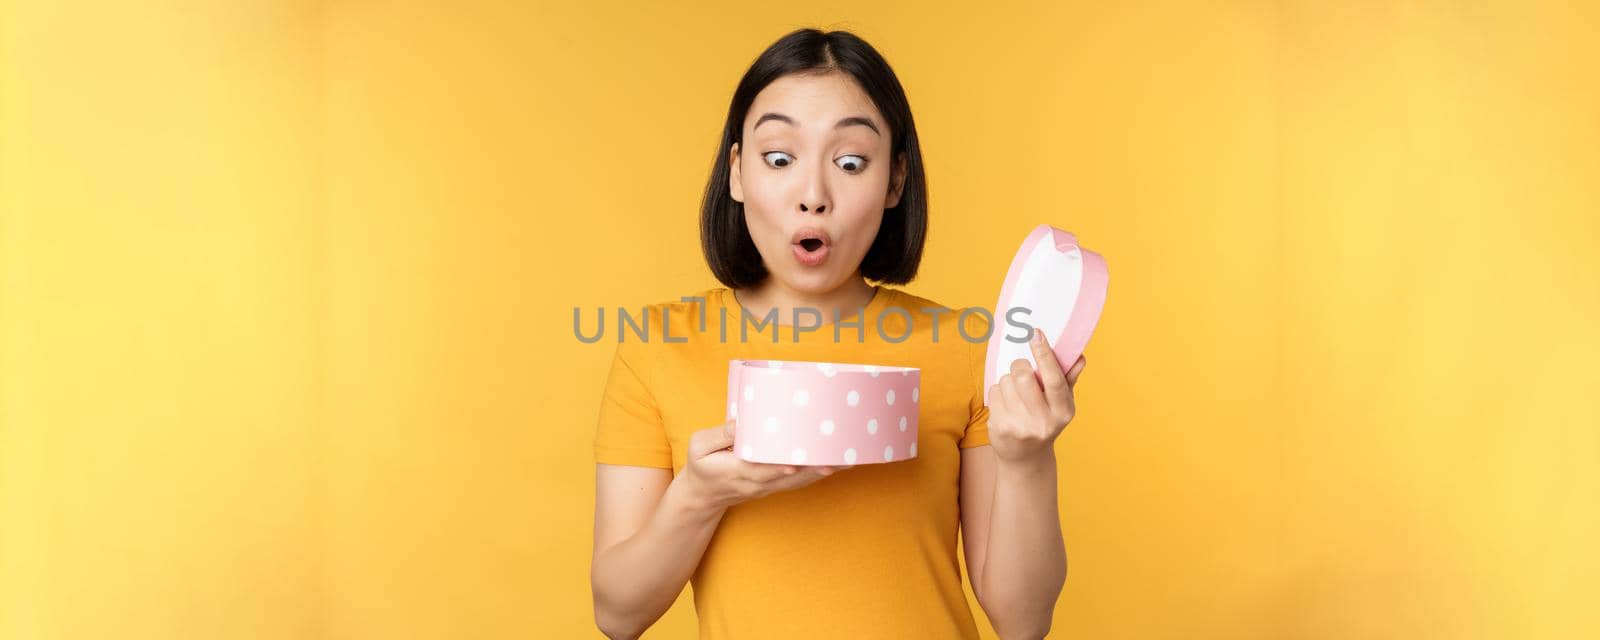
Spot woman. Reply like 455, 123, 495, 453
590, 28, 1087, 640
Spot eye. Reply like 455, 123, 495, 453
761, 151, 794, 168
835, 154, 868, 173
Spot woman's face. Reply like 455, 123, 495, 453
729, 71, 906, 294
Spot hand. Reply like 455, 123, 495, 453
984, 328, 1087, 464
682, 420, 854, 510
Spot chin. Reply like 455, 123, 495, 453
772, 268, 841, 294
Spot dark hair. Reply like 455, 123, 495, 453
700, 28, 928, 288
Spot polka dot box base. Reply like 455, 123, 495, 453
726, 359, 920, 465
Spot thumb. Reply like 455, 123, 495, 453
690, 420, 736, 458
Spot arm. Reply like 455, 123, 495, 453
960, 445, 1066, 640
591, 463, 727, 640
961, 327, 1087, 638
592, 418, 844, 639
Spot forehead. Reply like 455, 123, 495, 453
744, 72, 885, 134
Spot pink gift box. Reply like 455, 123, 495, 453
983, 224, 1108, 404
727, 359, 920, 465
723, 224, 1106, 465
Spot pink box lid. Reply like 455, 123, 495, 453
983, 224, 1109, 405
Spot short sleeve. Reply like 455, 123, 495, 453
593, 337, 674, 469
958, 316, 991, 449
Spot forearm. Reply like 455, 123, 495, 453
979, 449, 1067, 639
592, 473, 727, 640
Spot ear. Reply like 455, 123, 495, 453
728, 142, 745, 203
884, 151, 907, 209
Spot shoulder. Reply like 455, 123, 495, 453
875, 287, 994, 385
611, 288, 720, 330
877, 288, 995, 408
603, 287, 727, 361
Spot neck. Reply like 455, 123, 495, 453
735, 274, 878, 327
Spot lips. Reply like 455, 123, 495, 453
790, 226, 832, 267
791, 226, 832, 251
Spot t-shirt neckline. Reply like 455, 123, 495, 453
721, 284, 892, 330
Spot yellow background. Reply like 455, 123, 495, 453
2, 1, 1596, 638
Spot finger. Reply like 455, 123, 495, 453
999, 375, 1024, 420
1066, 355, 1086, 388
790, 464, 847, 480
1009, 357, 1032, 378
1006, 356, 1049, 412
745, 461, 796, 483
1028, 328, 1070, 402
772, 462, 848, 486
688, 420, 736, 458
1007, 369, 1049, 418
1008, 358, 1036, 396
806, 465, 845, 480
763, 465, 829, 491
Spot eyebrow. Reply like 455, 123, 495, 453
752, 112, 881, 137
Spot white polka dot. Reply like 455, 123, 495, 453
791, 448, 807, 464
909, 442, 917, 457
843, 448, 857, 464
818, 363, 837, 377
886, 389, 896, 406
744, 384, 754, 402
912, 387, 919, 403
867, 418, 878, 435
763, 416, 780, 433
742, 444, 754, 458
767, 360, 782, 370
901, 369, 910, 376
820, 419, 835, 435
728, 401, 737, 418
865, 365, 880, 377
884, 445, 895, 461
846, 390, 859, 407
793, 388, 809, 406
899, 416, 908, 432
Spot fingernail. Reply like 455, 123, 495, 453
1032, 328, 1044, 344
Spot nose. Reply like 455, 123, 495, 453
798, 181, 828, 214
798, 161, 829, 214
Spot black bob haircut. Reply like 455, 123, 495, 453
699, 28, 929, 289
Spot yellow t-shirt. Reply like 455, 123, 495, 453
594, 285, 994, 639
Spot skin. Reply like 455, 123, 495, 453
592, 69, 1090, 640
727, 69, 906, 326
968, 328, 1088, 639
592, 71, 894, 639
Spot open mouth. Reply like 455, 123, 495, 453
791, 228, 832, 266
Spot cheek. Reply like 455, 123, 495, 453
837, 183, 888, 241
837, 168, 892, 207
838, 184, 886, 212
739, 171, 785, 217
740, 169, 888, 242
739, 182, 786, 247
